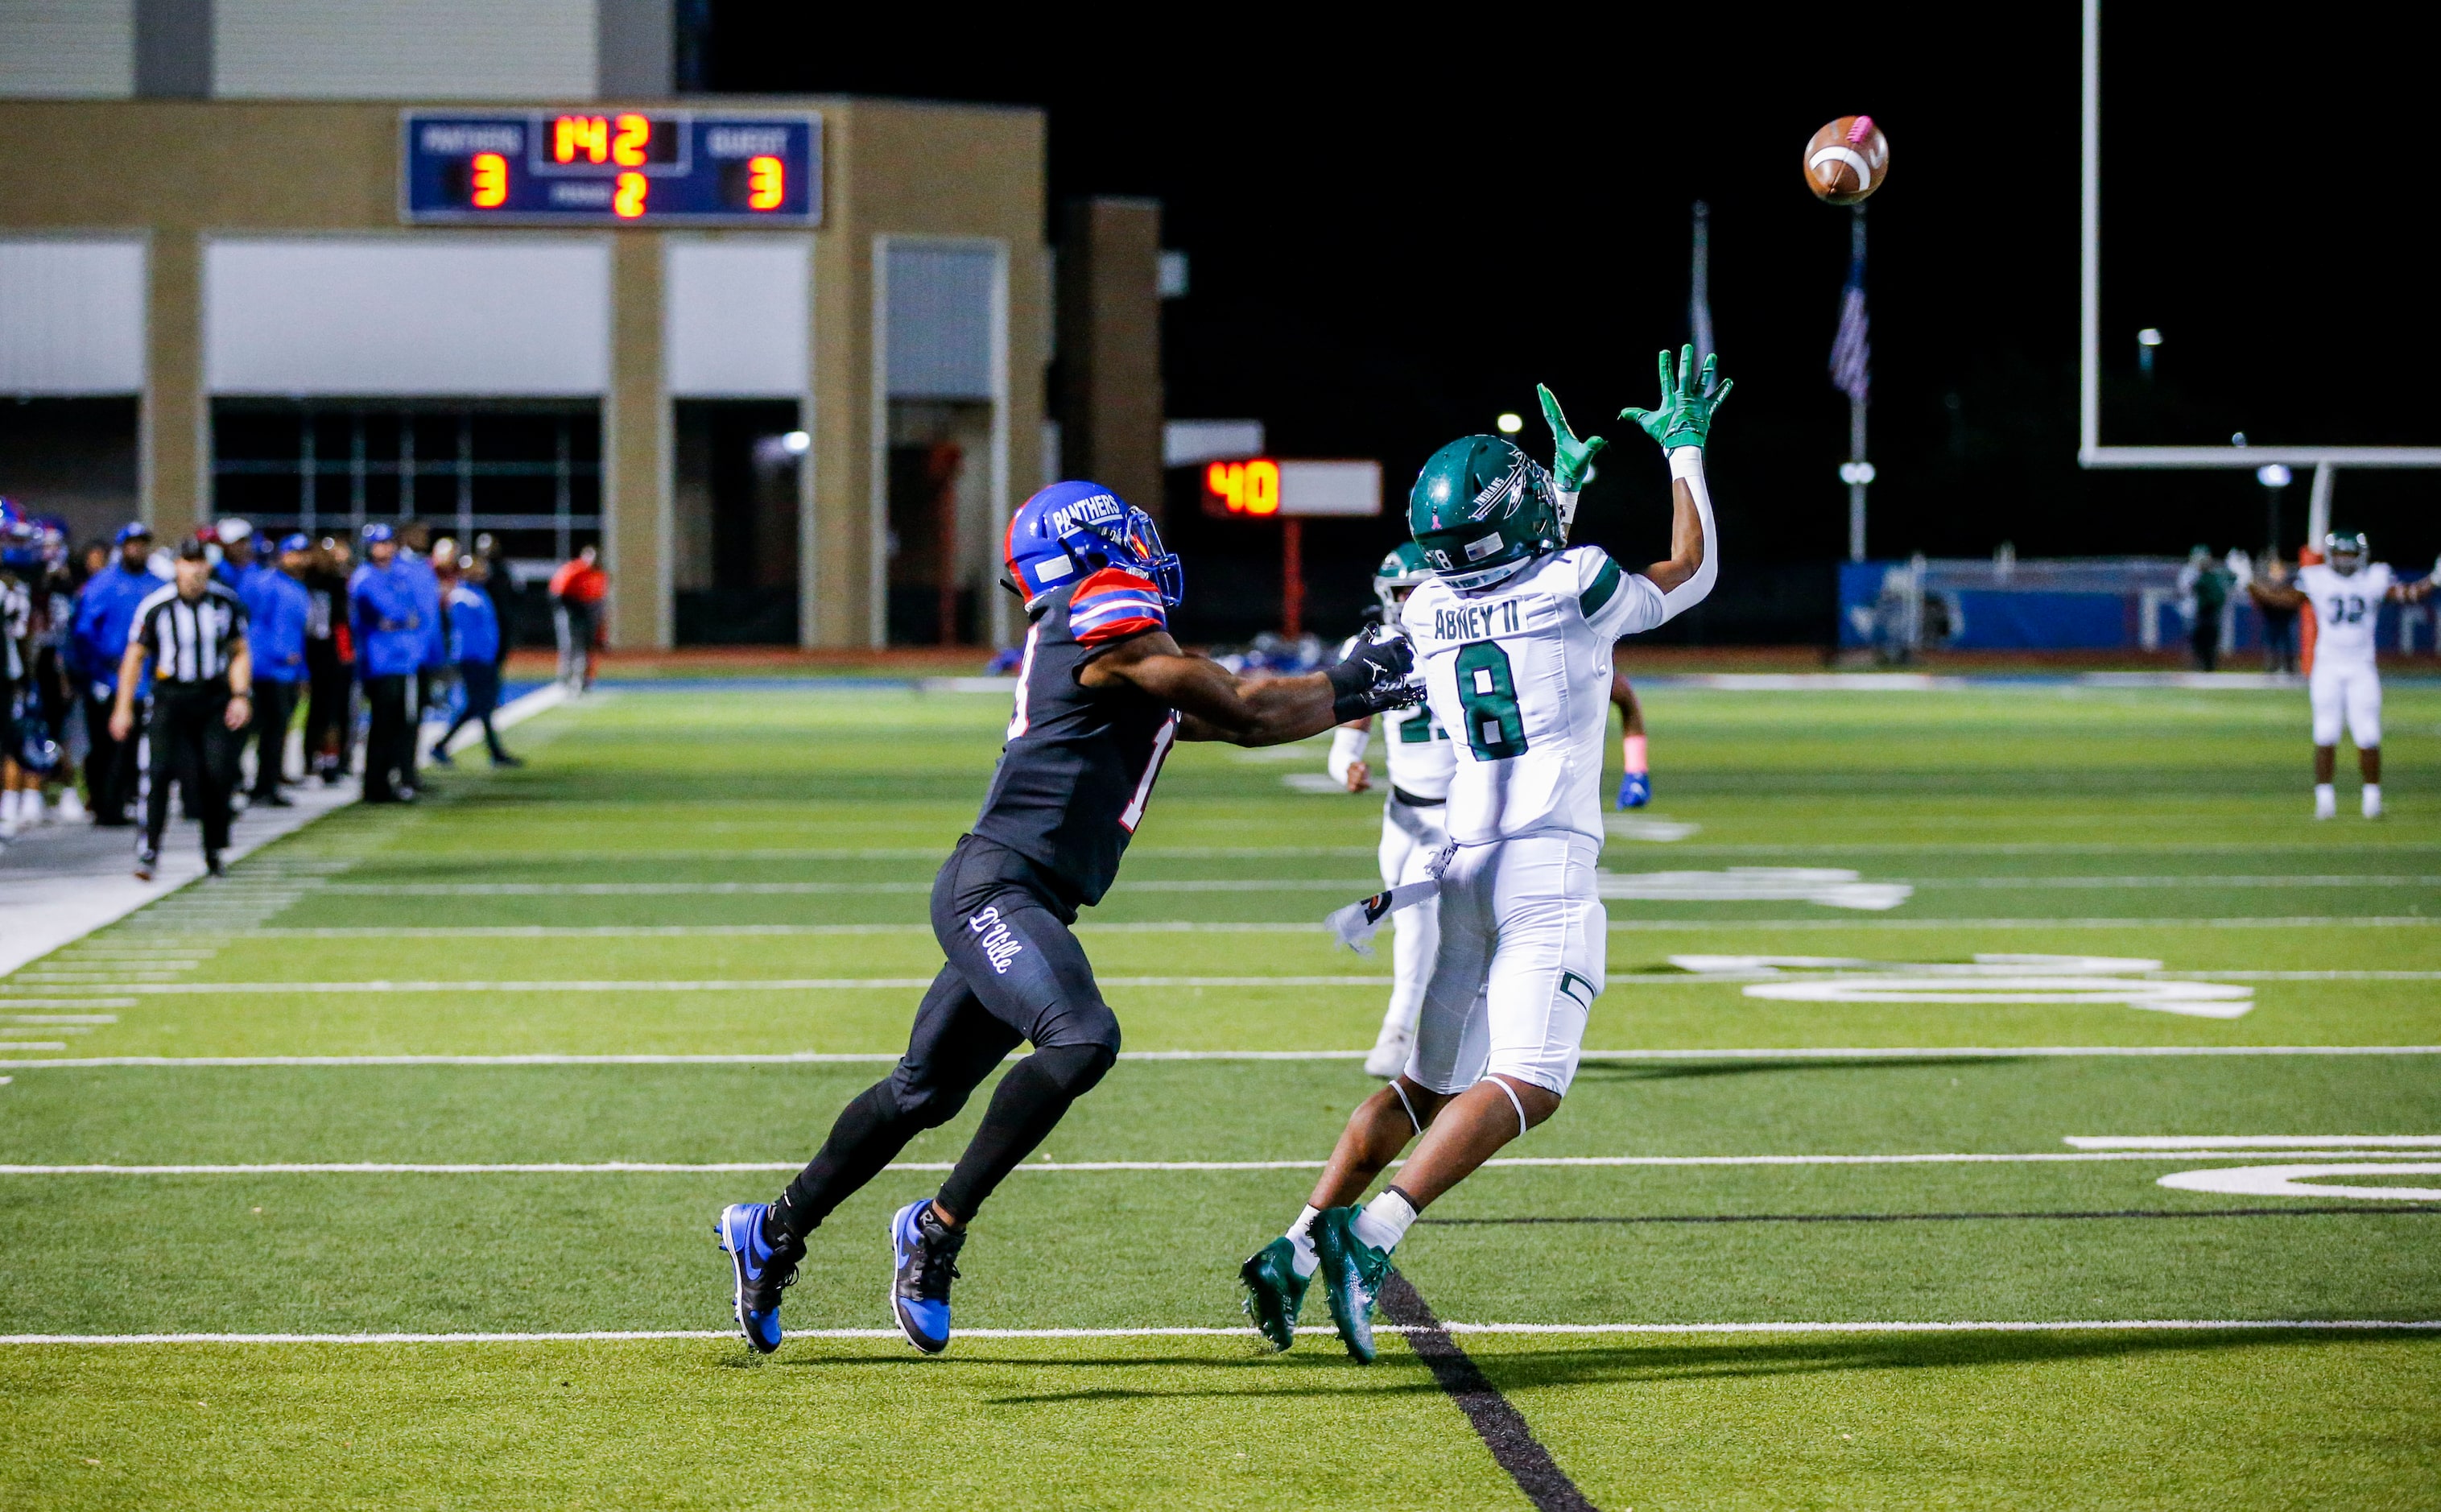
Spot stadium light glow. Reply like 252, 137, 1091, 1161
1495, 412, 1522, 434
782, 430, 810, 455
2137, 328, 2162, 346
2257, 464, 2292, 489
1839, 461, 1877, 485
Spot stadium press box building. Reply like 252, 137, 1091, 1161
0, 1, 1049, 650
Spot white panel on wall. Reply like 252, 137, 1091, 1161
205, 238, 609, 395
213, 0, 595, 100
0, 239, 147, 394
885, 242, 997, 401
665, 238, 809, 397
0, 0, 135, 97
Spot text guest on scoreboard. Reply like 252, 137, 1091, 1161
401, 111, 821, 226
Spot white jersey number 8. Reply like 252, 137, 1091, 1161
1454, 642, 1529, 760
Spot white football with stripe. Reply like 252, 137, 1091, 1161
1804, 115, 1890, 204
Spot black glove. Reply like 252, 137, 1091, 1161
1326, 629, 1420, 722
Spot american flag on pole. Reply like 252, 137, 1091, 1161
1829, 231, 1870, 403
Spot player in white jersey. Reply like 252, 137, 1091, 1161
1243, 348, 1727, 1359
2247, 531, 2433, 818
1328, 543, 1458, 1075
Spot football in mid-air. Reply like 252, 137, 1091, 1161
1803, 115, 1890, 204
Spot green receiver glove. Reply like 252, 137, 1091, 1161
1620, 345, 1733, 452
1536, 383, 1608, 494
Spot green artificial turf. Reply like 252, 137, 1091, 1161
3, 680, 2438, 1508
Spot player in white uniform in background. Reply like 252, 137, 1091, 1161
2248, 531, 2434, 819
1243, 348, 1727, 1359
1328, 544, 1456, 1076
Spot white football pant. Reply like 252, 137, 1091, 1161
1407, 832, 1606, 1098
1374, 796, 1447, 1050
2309, 662, 2381, 749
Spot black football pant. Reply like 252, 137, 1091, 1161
361, 674, 416, 801
771, 835, 1121, 1238
81, 690, 140, 823
305, 654, 353, 775
142, 686, 239, 858
439, 661, 509, 761
246, 680, 299, 797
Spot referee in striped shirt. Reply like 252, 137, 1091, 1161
109, 538, 253, 880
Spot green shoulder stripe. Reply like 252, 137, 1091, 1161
1578, 555, 1624, 618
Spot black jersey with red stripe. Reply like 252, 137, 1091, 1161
971, 567, 1180, 907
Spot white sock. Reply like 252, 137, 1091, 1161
2315, 783, 2336, 818
0, 791, 19, 827
1284, 1204, 1321, 1279
2363, 783, 2382, 818
1351, 1188, 1418, 1254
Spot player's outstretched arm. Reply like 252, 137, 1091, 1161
1083, 630, 1414, 746
1620, 346, 1726, 616
2248, 577, 2307, 611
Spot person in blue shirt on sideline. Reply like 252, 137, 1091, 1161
349, 523, 428, 804
434, 554, 522, 769
69, 523, 168, 825
396, 521, 448, 727
213, 518, 257, 593
238, 533, 313, 807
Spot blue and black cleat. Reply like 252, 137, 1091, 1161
714, 1201, 801, 1354
888, 1199, 965, 1354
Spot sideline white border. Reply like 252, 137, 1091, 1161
0, 682, 568, 978
5, 1149, 2439, 1175
6, 1319, 2436, 1345
10, 1045, 2440, 1070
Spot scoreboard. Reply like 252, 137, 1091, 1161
401, 110, 820, 226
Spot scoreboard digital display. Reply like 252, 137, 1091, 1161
401, 110, 821, 226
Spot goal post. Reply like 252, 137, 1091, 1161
2078, 0, 2441, 535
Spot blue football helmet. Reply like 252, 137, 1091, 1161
0, 499, 38, 572
1003, 481, 1183, 609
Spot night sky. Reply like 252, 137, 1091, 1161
707, 7, 2435, 642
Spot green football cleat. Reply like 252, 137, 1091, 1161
1312, 1207, 1394, 1364
1239, 1237, 1309, 1351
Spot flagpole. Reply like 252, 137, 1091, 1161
1688, 200, 1713, 363
1845, 205, 1869, 564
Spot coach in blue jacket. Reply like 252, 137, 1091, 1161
350, 524, 427, 804
239, 533, 312, 806
68, 523, 165, 824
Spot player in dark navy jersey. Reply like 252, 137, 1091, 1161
715, 480, 1418, 1357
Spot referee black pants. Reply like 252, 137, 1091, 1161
361, 673, 415, 801
142, 685, 240, 858
772, 835, 1121, 1237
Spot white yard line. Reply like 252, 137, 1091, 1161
299, 879, 1382, 894
0, 977, 1403, 994
6, 1151, 2439, 1175
2067, 1136, 2441, 1150
8, 1045, 2441, 1071
4, 1319, 2436, 1346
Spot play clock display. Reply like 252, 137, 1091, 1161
401, 110, 820, 225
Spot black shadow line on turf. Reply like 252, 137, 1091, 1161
1422, 1205, 2441, 1227
1378, 1270, 1601, 1512
966, 1323, 2434, 1403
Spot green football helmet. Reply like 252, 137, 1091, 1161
1407, 436, 1562, 591
1373, 542, 1433, 619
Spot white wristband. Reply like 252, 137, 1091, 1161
1326, 724, 1372, 785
